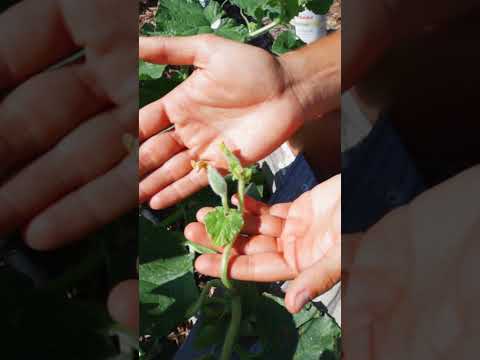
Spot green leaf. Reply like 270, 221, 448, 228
155, 0, 249, 41
293, 314, 341, 360
220, 143, 252, 183
229, 0, 268, 18
272, 30, 305, 55
255, 293, 299, 359
139, 217, 199, 337
301, 0, 334, 15
207, 165, 228, 200
139, 60, 166, 80
204, 207, 244, 247
156, 0, 210, 36
257, 293, 342, 360
215, 19, 250, 42
283, 0, 302, 21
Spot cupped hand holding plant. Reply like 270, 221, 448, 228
139, 33, 340, 210
185, 174, 341, 314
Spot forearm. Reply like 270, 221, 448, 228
280, 31, 341, 123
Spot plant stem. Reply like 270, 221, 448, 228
186, 279, 223, 318
247, 18, 281, 40
222, 194, 229, 215
220, 294, 242, 360
237, 179, 245, 214
239, 8, 251, 29
221, 243, 234, 289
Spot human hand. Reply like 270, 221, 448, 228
0, 0, 137, 249
185, 175, 341, 314
343, 166, 480, 359
139, 34, 309, 210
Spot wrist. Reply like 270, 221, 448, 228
278, 32, 341, 123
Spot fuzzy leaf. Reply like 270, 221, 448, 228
220, 143, 252, 183
204, 207, 244, 247
207, 165, 228, 200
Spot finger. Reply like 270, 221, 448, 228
242, 213, 284, 237
196, 207, 284, 238
139, 98, 171, 141
139, 35, 211, 67
0, 65, 107, 177
196, 208, 215, 223
231, 194, 270, 215
149, 169, 209, 210
195, 253, 296, 283
269, 202, 292, 219
139, 131, 184, 177
184, 222, 277, 255
0, 0, 77, 89
108, 280, 139, 333
284, 250, 341, 314
279, 218, 309, 272
0, 101, 136, 236
24, 149, 137, 250
139, 150, 194, 205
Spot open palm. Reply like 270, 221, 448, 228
185, 175, 341, 313
139, 35, 305, 209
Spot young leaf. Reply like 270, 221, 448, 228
220, 143, 252, 183
207, 165, 228, 200
204, 207, 244, 247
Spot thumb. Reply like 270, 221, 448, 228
284, 249, 340, 314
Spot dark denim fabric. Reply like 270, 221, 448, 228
267, 153, 320, 205
342, 115, 426, 233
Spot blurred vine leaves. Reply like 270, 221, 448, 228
139, 217, 199, 337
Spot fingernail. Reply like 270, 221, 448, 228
25, 218, 52, 250
294, 290, 311, 312
149, 196, 162, 210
